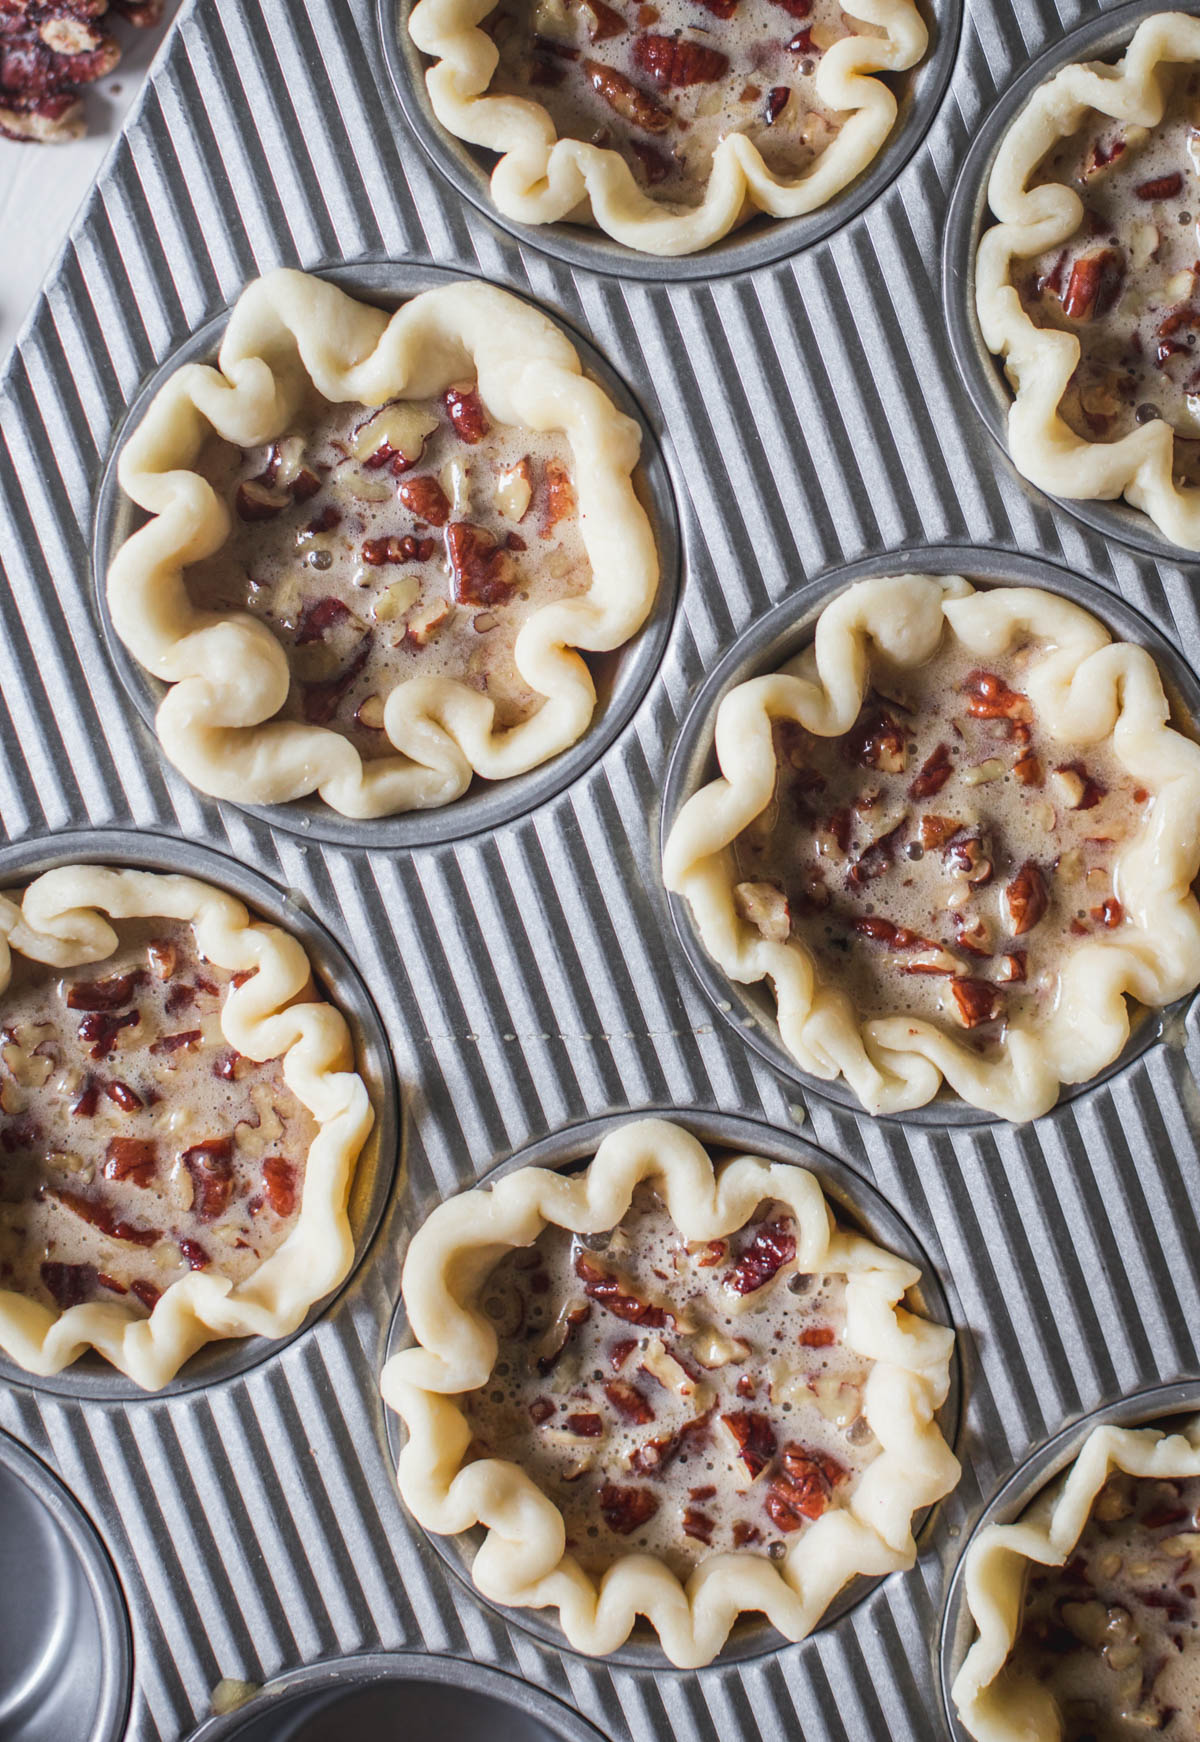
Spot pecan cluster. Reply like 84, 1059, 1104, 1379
0, 0, 162, 143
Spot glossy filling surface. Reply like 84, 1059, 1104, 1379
0, 916, 317, 1315
464, 1183, 879, 1579
732, 636, 1146, 1049
1015, 65, 1200, 483
187, 388, 590, 760
486, 0, 863, 204
1008, 1470, 1200, 1740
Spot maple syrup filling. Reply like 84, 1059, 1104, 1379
0, 916, 317, 1316
1015, 65, 1200, 487
1008, 1470, 1200, 1741
186, 388, 591, 761
485, 0, 867, 204
732, 637, 1147, 1050
464, 1183, 880, 1580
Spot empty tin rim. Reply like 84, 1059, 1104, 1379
941, 0, 1196, 564
382, 1105, 963, 1668
937, 1376, 1200, 1741
374, 0, 963, 282
0, 827, 400, 1401
186, 1650, 608, 1740
0, 1429, 132, 1742
91, 259, 681, 851
659, 542, 1200, 1129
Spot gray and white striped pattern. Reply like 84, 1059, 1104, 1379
2, 0, 1198, 1737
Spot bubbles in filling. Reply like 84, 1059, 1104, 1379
185, 388, 591, 760
0, 915, 317, 1314
485, 0, 872, 205
732, 635, 1146, 1053
1009, 1470, 1200, 1740
1016, 64, 1200, 486
464, 1181, 880, 1578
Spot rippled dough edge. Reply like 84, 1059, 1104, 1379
952, 1416, 1200, 1742
976, 12, 1200, 549
380, 1116, 959, 1666
108, 268, 659, 819
661, 572, 1200, 1120
406, 0, 927, 256
0, 865, 374, 1390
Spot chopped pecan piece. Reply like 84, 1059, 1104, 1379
103, 1136, 156, 1188
632, 31, 728, 86
1092, 897, 1123, 928
682, 1506, 715, 1543
944, 832, 992, 886
764, 1443, 849, 1530
949, 977, 1004, 1029
566, 1411, 604, 1437
909, 741, 952, 799
1061, 248, 1125, 321
724, 1219, 795, 1295
295, 596, 352, 645
43, 1185, 157, 1246
178, 1237, 210, 1271
846, 818, 906, 889
236, 479, 290, 521
445, 521, 516, 608
261, 1156, 297, 1216
529, 1397, 556, 1426
541, 457, 575, 537
599, 1482, 660, 1535
734, 880, 790, 943
1005, 862, 1048, 936
962, 670, 1032, 722
604, 1379, 655, 1423
996, 951, 1026, 984
582, 0, 626, 36
846, 706, 908, 775
574, 1250, 667, 1326
1050, 763, 1104, 811
442, 387, 489, 444
798, 1325, 835, 1348
919, 813, 960, 850
181, 1136, 234, 1222
65, 969, 144, 1010
953, 912, 993, 958
732, 1519, 762, 1547
77, 1008, 138, 1060
1135, 171, 1184, 201
398, 474, 451, 527
302, 637, 373, 727
582, 56, 670, 131
720, 1409, 777, 1479
40, 1260, 93, 1309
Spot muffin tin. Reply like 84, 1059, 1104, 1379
3, 0, 1200, 1737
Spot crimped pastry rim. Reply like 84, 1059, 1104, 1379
0, 855, 376, 1393
380, 1115, 960, 1667
971, 9, 1200, 551
399, 0, 929, 257
379, 0, 964, 280
381, 1106, 963, 1665
102, 266, 661, 827
949, 1406, 1200, 1742
660, 569, 1200, 1121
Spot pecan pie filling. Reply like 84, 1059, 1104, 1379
464, 1183, 878, 1578
486, 0, 861, 203
186, 389, 590, 758
1016, 66, 1200, 484
1008, 1470, 1200, 1740
733, 638, 1147, 1047
0, 916, 317, 1315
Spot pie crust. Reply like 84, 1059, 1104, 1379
0, 864, 373, 1389
380, 1116, 959, 1666
952, 1416, 1200, 1742
107, 268, 658, 818
662, 573, 1200, 1121
406, 0, 927, 256
976, 12, 1200, 548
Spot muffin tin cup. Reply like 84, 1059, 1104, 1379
382, 1105, 963, 1669
375, 0, 965, 282
185, 1651, 609, 1742
0, 826, 400, 1401
90, 259, 681, 852
660, 540, 1200, 1129
941, 0, 1198, 566
0, 1428, 132, 1742
937, 1377, 1200, 1742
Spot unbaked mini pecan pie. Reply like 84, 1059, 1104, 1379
953, 1417, 1200, 1741
107, 269, 658, 820
0, 863, 372, 1388
381, 1117, 958, 1665
663, 573, 1200, 1120
406, 0, 927, 254
976, 13, 1200, 547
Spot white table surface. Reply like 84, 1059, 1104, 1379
0, 2, 180, 364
